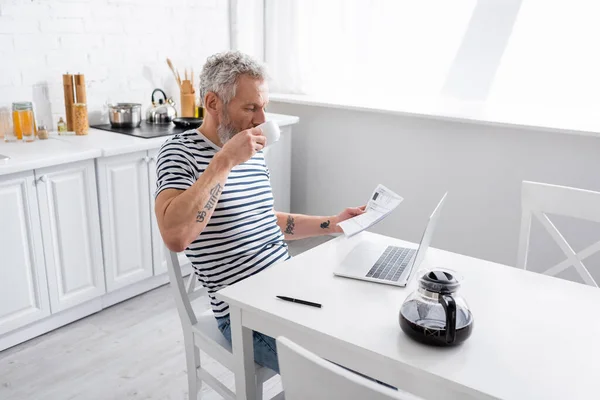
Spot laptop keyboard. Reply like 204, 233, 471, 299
365, 246, 416, 282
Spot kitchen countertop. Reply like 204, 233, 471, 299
0, 113, 299, 177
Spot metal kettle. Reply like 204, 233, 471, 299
146, 89, 177, 124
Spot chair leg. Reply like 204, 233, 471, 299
184, 332, 201, 399
193, 346, 202, 398
256, 376, 263, 400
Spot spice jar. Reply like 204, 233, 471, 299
37, 124, 49, 140
72, 103, 88, 136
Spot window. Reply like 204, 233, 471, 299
487, 0, 600, 109
264, 0, 477, 101
235, 0, 600, 113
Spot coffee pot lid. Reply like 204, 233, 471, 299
418, 269, 461, 294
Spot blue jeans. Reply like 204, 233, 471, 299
217, 315, 280, 373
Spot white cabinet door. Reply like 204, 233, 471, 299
148, 149, 190, 275
0, 171, 50, 335
264, 126, 292, 213
97, 151, 153, 292
35, 160, 105, 313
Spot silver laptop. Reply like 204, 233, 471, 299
334, 192, 447, 287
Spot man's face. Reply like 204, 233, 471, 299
217, 75, 269, 144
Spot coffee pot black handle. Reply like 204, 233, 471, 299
440, 294, 457, 344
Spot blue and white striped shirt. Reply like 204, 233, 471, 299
155, 130, 290, 318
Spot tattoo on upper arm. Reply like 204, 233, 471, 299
320, 220, 331, 229
196, 183, 223, 223
285, 215, 295, 235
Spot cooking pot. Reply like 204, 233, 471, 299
108, 103, 142, 128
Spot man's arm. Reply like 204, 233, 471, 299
275, 206, 365, 240
155, 128, 266, 252
156, 153, 232, 252
275, 212, 338, 240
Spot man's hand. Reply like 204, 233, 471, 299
332, 205, 366, 233
219, 127, 266, 167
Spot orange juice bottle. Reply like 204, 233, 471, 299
12, 102, 34, 142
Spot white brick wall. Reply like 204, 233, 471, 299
0, 0, 230, 127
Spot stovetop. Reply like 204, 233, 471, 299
91, 121, 189, 139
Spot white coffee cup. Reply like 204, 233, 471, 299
257, 120, 280, 147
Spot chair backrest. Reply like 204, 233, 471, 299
165, 248, 207, 328
517, 181, 600, 287
276, 337, 421, 400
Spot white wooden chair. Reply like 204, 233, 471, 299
165, 248, 280, 399
517, 181, 600, 287
276, 336, 421, 400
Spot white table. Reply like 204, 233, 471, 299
217, 232, 600, 400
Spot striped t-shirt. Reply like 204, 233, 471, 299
155, 129, 291, 318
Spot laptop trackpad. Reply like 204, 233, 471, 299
340, 242, 388, 275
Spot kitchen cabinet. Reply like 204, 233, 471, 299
35, 160, 105, 313
97, 151, 153, 292
0, 113, 297, 350
98, 149, 189, 284
0, 171, 51, 335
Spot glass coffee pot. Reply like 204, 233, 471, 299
399, 269, 473, 346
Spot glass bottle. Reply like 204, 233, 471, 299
57, 117, 67, 134
0, 107, 16, 142
72, 103, 88, 136
12, 102, 35, 142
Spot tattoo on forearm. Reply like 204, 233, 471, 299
320, 220, 331, 229
196, 183, 223, 223
205, 183, 222, 210
285, 215, 295, 235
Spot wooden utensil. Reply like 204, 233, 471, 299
182, 80, 193, 93
166, 58, 181, 87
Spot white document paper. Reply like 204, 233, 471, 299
338, 184, 403, 237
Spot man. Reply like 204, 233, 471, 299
154, 51, 364, 373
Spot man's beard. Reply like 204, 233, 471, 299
217, 110, 239, 145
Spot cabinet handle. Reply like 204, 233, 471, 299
143, 156, 150, 163
37, 175, 47, 184
150, 156, 156, 163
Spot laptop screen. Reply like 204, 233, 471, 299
408, 192, 448, 277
